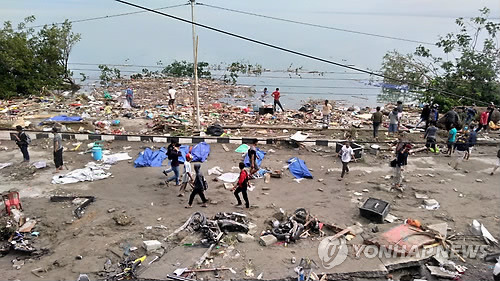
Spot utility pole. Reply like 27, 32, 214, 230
190, 0, 201, 131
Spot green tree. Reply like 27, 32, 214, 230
380, 8, 500, 111
98, 64, 121, 85
0, 16, 81, 98
161, 60, 211, 79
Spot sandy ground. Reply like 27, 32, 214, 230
0, 133, 499, 281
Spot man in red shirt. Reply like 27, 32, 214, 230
271, 88, 284, 113
476, 110, 489, 133
232, 162, 250, 208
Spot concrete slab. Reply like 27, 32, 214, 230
139, 245, 208, 280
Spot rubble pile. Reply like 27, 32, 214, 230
0, 77, 454, 137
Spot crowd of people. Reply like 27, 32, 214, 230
162, 139, 253, 209
10, 93, 500, 202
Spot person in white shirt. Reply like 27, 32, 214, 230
178, 153, 193, 197
338, 142, 356, 181
168, 86, 176, 111
322, 100, 333, 129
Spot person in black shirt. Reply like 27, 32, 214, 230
247, 139, 259, 178
186, 164, 208, 208
14, 125, 30, 162
163, 143, 181, 186
415, 104, 431, 129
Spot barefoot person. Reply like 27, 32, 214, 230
232, 162, 250, 208
186, 164, 208, 208
178, 154, 193, 197
53, 127, 64, 173
338, 141, 356, 181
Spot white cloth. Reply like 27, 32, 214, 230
0, 163, 12, 170
182, 161, 192, 183
168, 89, 176, 100
340, 145, 354, 162
102, 152, 132, 164
217, 172, 240, 183
52, 162, 111, 184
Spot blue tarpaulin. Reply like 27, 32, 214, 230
134, 147, 167, 167
287, 157, 313, 179
178, 145, 190, 163
244, 148, 266, 167
44, 115, 82, 122
191, 142, 210, 162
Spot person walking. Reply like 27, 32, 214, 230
322, 100, 333, 129
445, 124, 457, 156
338, 142, 356, 181
271, 88, 284, 113
430, 104, 439, 123
424, 121, 439, 154
232, 162, 250, 208
476, 110, 490, 133
465, 104, 477, 125
466, 125, 477, 160
371, 106, 383, 140
393, 144, 411, 191
178, 154, 193, 197
125, 86, 134, 107
163, 143, 181, 186
415, 104, 431, 129
168, 86, 176, 111
388, 108, 399, 135
450, 132, 468, 170
444, 107, 460, 131
491, 148, 500, 175
52, 127, 64, 173
14, 125, 30, 162
247, 139, 259, 178
186, 164, 208, 208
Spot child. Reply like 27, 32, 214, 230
178, 154, 193, 197
104, 102, 112, 116
186, 164, 208, 208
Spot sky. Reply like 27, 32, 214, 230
1, 0, 499, 106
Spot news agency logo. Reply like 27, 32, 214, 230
317, 236, 348, 269
318, 236, 488, 269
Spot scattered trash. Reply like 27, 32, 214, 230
423, 199, 440, 210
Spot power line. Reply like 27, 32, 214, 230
113, 0, 489, 106
24, 3, 189, 29
196, 2, 435, 46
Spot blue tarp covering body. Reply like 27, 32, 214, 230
244, 148, 266, 167
178, 145, 190, 163
134, 147, 167, 167
191, 142, 210, 162
287, 157, 313, 179
44, 115, 82, 122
